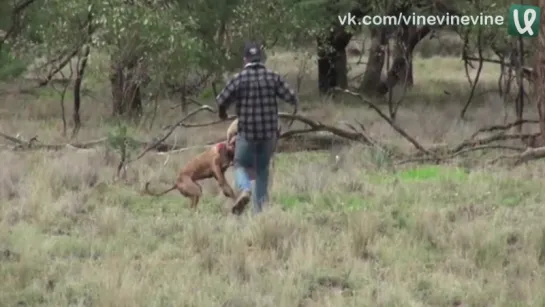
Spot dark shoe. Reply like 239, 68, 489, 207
232, 190, 251, 215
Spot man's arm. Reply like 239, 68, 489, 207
216, 75, 240, 117
275, 74, 299, 107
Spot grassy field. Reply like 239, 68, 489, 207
1, 37, 545, 306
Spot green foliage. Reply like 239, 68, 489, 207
5, 0, 523, 104
0, 48, 27, 80
106, 123, 140, 161
14, 0, 323, 77
199, 85, 220, 100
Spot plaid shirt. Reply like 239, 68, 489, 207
216, 62, 298, 141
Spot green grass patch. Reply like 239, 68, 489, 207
367, 165, 468, 184
396, 165, 468, 182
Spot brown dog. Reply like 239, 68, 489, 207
226, 118, 278, 188
144, 142, 237, 209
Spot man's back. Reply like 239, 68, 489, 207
216, 62, 298, 141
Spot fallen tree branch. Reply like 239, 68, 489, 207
1, 103, 383, 158
490, 146, 545, 166
0, 131, 27, 145
0, 132, 107, 150
162, 108, 380, 147
335, 88, 434, 156
450, 132, 538, 153
154, 145, 213, 155
6, 97, 537, 168
470, 119, 539, 139
166, 116, 235, 129
277, 112, 377, 146
397, 144, 526, 165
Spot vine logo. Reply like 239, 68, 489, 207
508, 4, 540, 37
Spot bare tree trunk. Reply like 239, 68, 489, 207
335, 49, 348, 89
392, 25, 414, 86
71, 45, 89, 138
109, 55, 143, 118
110, 59, 124, 116
537, 0, 545, 144
359, 28, 387, 95
360, 26, 430, 96
384, 26, 430, 92
317, 39, 335, 93
515, 36, 525, 134
314, 5, 368, 94
317, 28, 352, 94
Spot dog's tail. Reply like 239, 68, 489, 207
143, 181, 177, 197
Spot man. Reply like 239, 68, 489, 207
216, 42, 299, 215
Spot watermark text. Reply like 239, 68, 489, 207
338, 12, 505, 27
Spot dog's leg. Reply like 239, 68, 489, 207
177, 175, 203, 209
190, 195, 200, 209
212, 163, 236, 199
220, 181, 236, 200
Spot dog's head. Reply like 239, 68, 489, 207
226, 142, 235, 160
217, 141, 235, 161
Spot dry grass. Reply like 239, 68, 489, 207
1, 46, 545, 307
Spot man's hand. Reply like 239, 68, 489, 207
218, 106, 228, 120
287, 105, 297, 129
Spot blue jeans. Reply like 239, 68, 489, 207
233, 134, 276, 214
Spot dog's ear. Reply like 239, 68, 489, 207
216, 142, 227, 155
220, 142, 235, 160
218, 142, 235, 160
